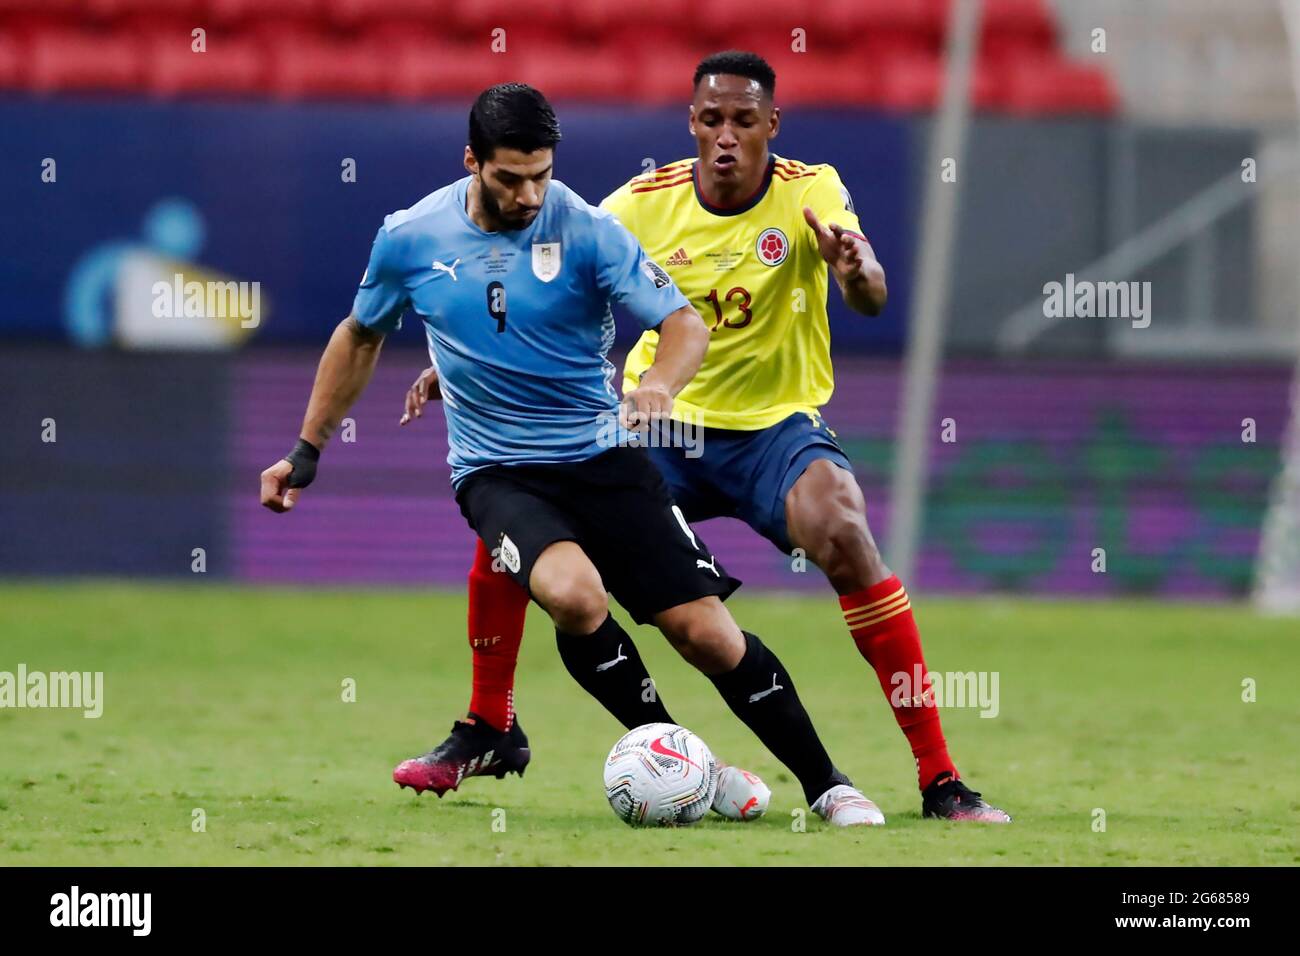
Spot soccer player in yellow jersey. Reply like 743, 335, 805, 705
401, 52, 1008, 823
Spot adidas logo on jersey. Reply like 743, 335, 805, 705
665, 247, 692, 266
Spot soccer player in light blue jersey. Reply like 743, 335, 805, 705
260, 84, 882, 826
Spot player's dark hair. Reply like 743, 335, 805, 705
693, 50, 776, 98
467, 83, 562, 162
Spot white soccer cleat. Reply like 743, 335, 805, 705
811, 784, 886, 827
711, 764, 772, 821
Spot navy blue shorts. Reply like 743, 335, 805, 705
646, 411, 854, 554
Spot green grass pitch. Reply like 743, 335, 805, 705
1, 582, 1297, 866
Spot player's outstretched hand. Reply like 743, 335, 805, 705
620, 382, 672, 431
803, 205, 864, 283
400, 365, 442, 425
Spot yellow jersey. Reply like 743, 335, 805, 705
602, 154, 863, 431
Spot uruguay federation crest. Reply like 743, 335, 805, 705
531, 242, 561, 282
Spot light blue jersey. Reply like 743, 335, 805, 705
352, 177, 689, 486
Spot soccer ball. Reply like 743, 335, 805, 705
603, 723, 718, 827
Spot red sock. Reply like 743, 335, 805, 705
840, 575, 958, 791
466, 538, 529, 732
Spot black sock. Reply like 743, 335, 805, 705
556, 613, 675, 730
709, 631, 849, 805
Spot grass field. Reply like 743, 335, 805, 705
1, 582, 1297, 866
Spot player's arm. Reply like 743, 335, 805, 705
260, 316, 385, 512
298, 315, 386, 448
802, 167, 887, 317
623, 305, 709, 427
262, 221, 407, 512
804, 207, 887, 316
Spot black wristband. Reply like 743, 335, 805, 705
283, 438, 320, 489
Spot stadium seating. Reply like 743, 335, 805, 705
0, 0, 1116, 113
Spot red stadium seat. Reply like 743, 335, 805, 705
0, 0, 1112, 111
568, 0, 689, 39
27, 29, 143, 93
635, 46, 717, 105
264, 35, 388, 99
981, 0, 1055, 36
0, 0, 83, 13
85, 0, 206, 19
978, 0, 1057, 64
760, 51, 878, 107
875, 52, 1000, 112
999, 55, 1116, 115
0, 0, 85, 41
387, 40, 513, 100
0, 33, 21, 88
515, 43, 633, 102
446, 0, 568, 37
323, 0, 442, 31
204, 0, 322, 24
701, 0, 937, 56
143, 32, 266, 96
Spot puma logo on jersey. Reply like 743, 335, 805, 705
665, 247, 692, 266
696, 556, 719, 576
595, 644, 628, 672
748, 673, 784, 703
431, 258, 460, 281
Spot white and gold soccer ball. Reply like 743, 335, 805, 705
603, 723, 718, 827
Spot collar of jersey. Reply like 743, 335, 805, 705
693, 154, 777, 217
453, 175, 546, 239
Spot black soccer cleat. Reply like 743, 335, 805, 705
393, 713, 530, 797
921, 772, 1011, 823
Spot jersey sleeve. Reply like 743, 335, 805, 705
804, 165, 866, 244
350, 222, 409, 334
591, 208, 689, 331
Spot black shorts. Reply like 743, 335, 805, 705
455, 446, 741, 625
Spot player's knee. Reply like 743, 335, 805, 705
821, 502, 874, 564
542, 580, 607, 634
531, 551, 608, 634
793, 471, 886, 587
655, 600, 744, 675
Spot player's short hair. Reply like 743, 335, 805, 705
693, 50, 776, 99
467, 83, 562, 162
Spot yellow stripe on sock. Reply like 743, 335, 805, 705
844, 589, 908, 625
845, 598, 912, 630
852, 586, 908, 613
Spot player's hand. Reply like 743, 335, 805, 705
260, 459, 301, 513
260, 439, 320, 513
620, 382, 672, 431
803, 206, 866, 284
400, 365, 441, 425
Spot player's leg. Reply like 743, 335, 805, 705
649, 596, 881, 825
526, 540, 678, 731
460, 438, 722, 739
533, 526, 771, 821
587, 446, 882, 826
394, 471, 588, 796
779, 427, 1010, 822
450, 451, 762, 795
465, 537, 529, 733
